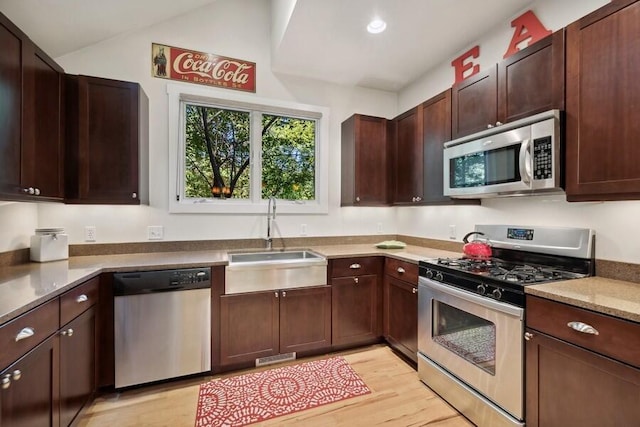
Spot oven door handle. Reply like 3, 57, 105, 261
419, 277, 524, 319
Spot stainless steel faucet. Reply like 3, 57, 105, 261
265, 197, 276, 249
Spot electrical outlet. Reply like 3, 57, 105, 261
84, 226, 96, 242
377, 222, 383, 234
300, 224, 307, 236
148, 226, 164, 240
449, 224, 457, 240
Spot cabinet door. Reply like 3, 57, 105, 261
497, 30, 564, 124
451, 65, 498, 139
59, 307, 95, 427
383, 276, 418, 363
22, 43, 64, 200
394, 106, 424, 204
279, 286, 331, 354
219, 291, 279, 366
340, 114, 389, 206
0, 335, 59, 427
0, 14, 25, 198
526, 328, 640, 426
66, 75, 146, 204
331, 275, 380, 347
566, 0, 640, 201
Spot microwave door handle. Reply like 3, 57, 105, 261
519, 139, 532, 185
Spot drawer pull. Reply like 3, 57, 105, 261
396, 267, 405, 274
15, 327, 35, 342
524, 332, 534, 341
76, 294, 88, 303
1, 374, 10, 390
567, 321, 599, 335
61, 328, 74, 337
12, 370, 21, 381
349, 263, 361, 269
412, 288, 417, 294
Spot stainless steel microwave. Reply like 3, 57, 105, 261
443, 110, 563, 198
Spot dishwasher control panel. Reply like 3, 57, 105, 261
113, 267, 211, 295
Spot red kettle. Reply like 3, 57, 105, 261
462, 231, 492, 259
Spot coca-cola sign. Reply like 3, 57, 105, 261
152, 43, 256, 92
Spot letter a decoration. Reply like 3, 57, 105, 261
503, 10, 551, 58
151, 43, 256, 92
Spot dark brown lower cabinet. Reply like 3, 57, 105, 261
332, 275, 380, 347
383, 276, 418, 363
219, 286, 331, 367
0, 335, 59, 427
525, 328, 640, 426
279, 286, 331, 354
59, 307, 96, 427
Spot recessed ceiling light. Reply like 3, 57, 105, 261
367, 18, 387, 34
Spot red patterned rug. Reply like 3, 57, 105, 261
194, 356, 370, 426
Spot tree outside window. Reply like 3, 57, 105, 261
184, 104, 316, 201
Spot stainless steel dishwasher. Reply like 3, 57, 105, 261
113, 268, 211, 388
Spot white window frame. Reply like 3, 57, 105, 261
167, 83, 329, 214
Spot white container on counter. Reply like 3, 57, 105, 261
30, 228, 69, 262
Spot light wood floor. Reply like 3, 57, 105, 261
77, 345, 474, 426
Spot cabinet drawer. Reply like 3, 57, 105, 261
527, 295, 640, 367
330, 257, 382, 278
384, 258, 418, 284
60, 277, 99, 326
0, 298, 59, 370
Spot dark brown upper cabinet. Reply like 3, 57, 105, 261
65, 75, 149, 204
452, 30, 565, 140
393, 89, 479, 206
565, 0, 640, 201
341, 114, 391, 206
394, 105, 424, 204
0, 12, 64, 202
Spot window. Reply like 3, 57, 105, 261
168, 84, 329, 214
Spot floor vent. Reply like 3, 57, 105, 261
255, 352, 296, 367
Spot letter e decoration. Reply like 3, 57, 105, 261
451, 45, 480, 85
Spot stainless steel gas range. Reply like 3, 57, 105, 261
417, 224, 595, 427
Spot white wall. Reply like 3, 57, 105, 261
397, 0, 640, 263
35, 0, 398, 246
4, 0, 637, 265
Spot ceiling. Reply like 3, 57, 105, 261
1, 0, 533, 92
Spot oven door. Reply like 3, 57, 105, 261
418, 277, 524, 420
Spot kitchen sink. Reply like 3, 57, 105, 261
225, 249, 327, 294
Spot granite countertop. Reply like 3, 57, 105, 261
526, 277, 640, 323
0, 244, 458, 325
2, 243, 640, 326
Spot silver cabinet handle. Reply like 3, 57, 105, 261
349, 263, 361, 269
524, 332, 534, 341
15, 327, 35, 342
132, 192, 137, 198
496, 121, 503, 126
354, 277, 359, 284
1, 374, 10, 390
61, 328, 74, 337
76, 294, 88, 303
397, 267, 405, 274
567, 321, 599, 335
275, 291, 279, 298
282, 291, 287, 297
355, 196, 360, 202
22, 187, 35, 195
412, 288, 417, 294
12, 370, 21, 381
487, 124, 494, 129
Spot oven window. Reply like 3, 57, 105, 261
449, 144, 520, 188
432, 301, 496, 375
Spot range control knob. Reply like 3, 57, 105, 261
435, 272, 444, 281
424, 269, 434, 279
492, 288, 503, 300
477, 284, 487, 295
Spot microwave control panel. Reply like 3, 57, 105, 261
533, 136, 553, 180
